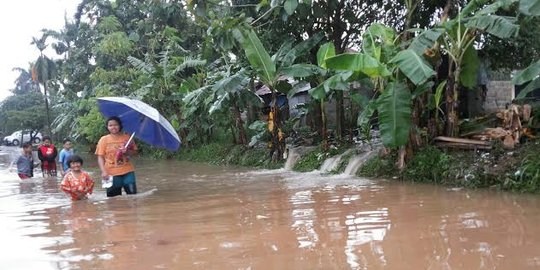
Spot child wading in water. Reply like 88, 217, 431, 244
11, 142, 37, 179
58, 138, 74, 176
60, 155, 94, 201
38, 136, 58, 177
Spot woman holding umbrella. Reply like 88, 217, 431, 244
96, 116, 138, 197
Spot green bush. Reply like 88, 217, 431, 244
176, 143, 283, 169
178, 143, 229, 164
404, 146, 450, 184
506, 151, 540, 193
358, 154, 396, 178
331, 150, 354, 174
293, 147, 324, 172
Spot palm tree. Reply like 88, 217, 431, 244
31, 34, 57, 135
11, 67, 40, 94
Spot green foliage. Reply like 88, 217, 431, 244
465, 15, 519, 39
138, 144, 175, 160
234, 28, 276, 86
377, 82, 412, 148
520, 0, 540, 16
363, 23, 396, 61
94, 32, 134, 59
0, 92, 46, 134
34, 55, 57, 83
408, 28, 444, 56
512, 59, 540, 99
179, 143, 229, 164
390, 49, 435, 85
358, 154, 396, 178
326, 53, 390, 78
506, 141, 540, 193
317, 42, 335, 68
90, 67, 136, 85
4, 0, 540, 188
332, 150, 354, 174
248, 120, 270, 147
244, 148, 284, 169
97, 16, 123, 34
177, 143, 281, 169
11, 67, 40, 94
292, 144, 350, 172
293, 147, 324, 172
403, 146, 450, 184
484, 15, 540, 70
78, 105, 106, 145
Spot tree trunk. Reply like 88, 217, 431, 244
230, 124, 237, 144
321, 99, 328, 152
445, 60, 459, 137
348, 101, 358, 143
43, 82, 51, 135
335, 91, 343, 140
270, 90, 285, 162
176, 112, 189, 148
231, 101, 247, 145
246, 78, 257, 123
397, 0, 422, 171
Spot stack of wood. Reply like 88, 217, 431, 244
470, 104, 532, 149
435, 104, 533, 150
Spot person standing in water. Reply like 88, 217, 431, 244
95, 116, 138, 197
11, 142, 37, 179
38, 136, 58, 177
58, 138, 74, 176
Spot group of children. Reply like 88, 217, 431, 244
12, 137, 94, 201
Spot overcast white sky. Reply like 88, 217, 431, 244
0, 0, 80, 102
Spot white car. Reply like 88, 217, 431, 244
3, 130, 42, 146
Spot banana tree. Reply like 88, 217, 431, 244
234, 28, 323, 161
128, 33, 206, 145
208, 68, 263, 145
513, 60, 540, 99
181, 79, 216, 145
409, 0, 521, 137
290, 41, 354, 151
326, 23, 435, 148
511, 0, 540, 98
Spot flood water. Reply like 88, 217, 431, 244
2, 146, 540, 269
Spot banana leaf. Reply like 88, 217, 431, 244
377, 82, 412, 148
520, 0, 540, 16
234, 29, 276, 86
390, 49, 435, 86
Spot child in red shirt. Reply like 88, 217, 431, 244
60, 155, 94, 201
38, 136, 58, 177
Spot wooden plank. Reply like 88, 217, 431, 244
435, 142, 492, 150
434, 136, 490, 146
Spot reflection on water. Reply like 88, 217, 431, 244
1, 145, 540, 269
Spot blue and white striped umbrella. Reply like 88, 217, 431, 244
97, 97, 180, 151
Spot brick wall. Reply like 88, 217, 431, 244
484, 81, 514, 113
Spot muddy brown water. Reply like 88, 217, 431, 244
1, 145, 540, 269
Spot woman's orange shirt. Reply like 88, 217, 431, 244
95, 133, 137, 176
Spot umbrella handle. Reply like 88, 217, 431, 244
125, 133, 135, 148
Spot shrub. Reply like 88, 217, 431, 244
404, 146, 450, 184
293, 147, 325, 172
506, 151, 540, 193
358, 154, 396, 178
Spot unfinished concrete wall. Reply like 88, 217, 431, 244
484, 81, 514, 113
